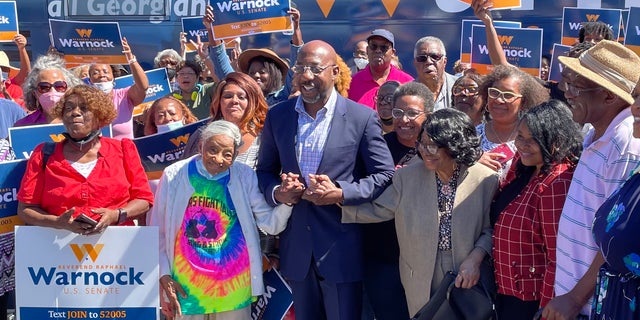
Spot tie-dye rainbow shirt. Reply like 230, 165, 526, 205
172, 160, 251, 314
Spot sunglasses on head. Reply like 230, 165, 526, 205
415, 53, 444, 63
37, 81, 68, 94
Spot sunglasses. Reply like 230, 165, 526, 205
37, 81, 68, 94
369, 43, 392, 53
415, 53, 445, 63
452, 85, 479, 96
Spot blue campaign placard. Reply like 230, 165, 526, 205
561, 7, 622, 45
0, 1, 18, 42
114, 68, 170, 104
0, 159, 27, 223
471, 25, 543, 77
132, 118, 208, 179
182, 16, 209, 52
49, 19, 126, 64
210, 0, 292, 39
548, 43, 571, 83
624, 7, 640, 56
251, 265, 293, 320
460, 19, 521, 63
9, 124, 112, 160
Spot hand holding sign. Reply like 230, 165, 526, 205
472, 0, 493, 24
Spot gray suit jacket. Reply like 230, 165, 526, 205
342, 160, 499, 315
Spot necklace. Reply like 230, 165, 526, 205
487, 121, 516, 144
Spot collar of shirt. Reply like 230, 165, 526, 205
294, 88, 338, 120
584, 107, 632, 149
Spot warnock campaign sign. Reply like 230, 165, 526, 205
182, 16, 209, 52
15, 226, 159, 320
458, 0, 521, 10
0, 1, 18, 42
114, 68, 171, 116
471, 25, 543, 77
548, 43, 571, 83
624, 7, 640, 56
561, 7, 622, 45
209, 0, 292, 40
49, 19, 127, 65
251, 257, 293, 320
132, 118, 208, 180
0, 160, 26, 235
9, 124, 112, 160
460, 19, 521, 64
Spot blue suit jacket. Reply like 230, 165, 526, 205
256, 94, 394, 282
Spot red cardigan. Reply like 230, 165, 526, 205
18, 137, 154, 225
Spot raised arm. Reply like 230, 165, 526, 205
12, 34, 30, 85
472, 0, 509, 66
122, 37, 149, 105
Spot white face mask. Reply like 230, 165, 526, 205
157, 120, 184, 133
93, 81, 114, 94
354, 57, 369, 70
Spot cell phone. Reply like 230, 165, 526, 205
490, 143, 515, 164
75, 213, 98, 227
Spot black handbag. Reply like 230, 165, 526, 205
412, 259, 497, 320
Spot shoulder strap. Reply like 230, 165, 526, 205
41, 142, 56, 171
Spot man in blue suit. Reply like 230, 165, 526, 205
256, 40, 395, 320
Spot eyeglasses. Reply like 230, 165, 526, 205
291, 65, 335, 76
560, 81, 602, 96
392, 108, 424, 120
415, 53, 445, 63
37, 81, 68, 94
177, 71, 196, 77
368, 43, 391, 53
375, 94, 394, 105
416, 141, 440, 155
452, 85, 479, 96
487, 87, 523, 103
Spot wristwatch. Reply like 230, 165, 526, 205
117, 208, 128, 224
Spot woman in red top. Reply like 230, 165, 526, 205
490, 100, 583, 319
17, 85, 153, 234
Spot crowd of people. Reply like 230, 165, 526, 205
2, 0, 640, 319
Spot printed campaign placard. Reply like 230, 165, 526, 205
471, 25, 543, 77
132, 118, 208, 179
460, 19, 521, 63
9, 123, 112, 160
0, 1, 18, 42
0, 159, 26, 234
209, 0, 292, 40
49, 19, 127, 64
624, 7, 640, 56
115, 68, 171, 116
15, 226, 159, 320
182, 16, 209, 52
458, 0, 522, 10
548, 43, 571, 83
561, 7, 622, 45
251, 258, 293, 320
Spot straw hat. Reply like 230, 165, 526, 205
558, 40, 640, 105
0, 51, 18, 71
237, 48, 289, 79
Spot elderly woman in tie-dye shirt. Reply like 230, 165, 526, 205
148, 120, 292, 320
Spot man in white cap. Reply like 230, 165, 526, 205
0, 34, 31, 109
348, 29, 414, 110
542, 40, 640, 319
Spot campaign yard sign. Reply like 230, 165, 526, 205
548, 43, 571, 83
0, 1, 18, 42
460, 19, 521, 64
624, 7, 640, 56
49, 19, 127, 64
132, 118, 208, 180
561, 7, 622, 45
15, 226, 159, 320
114, 68, 171, 116
0, 159, 26, 235
471, 25, 543, 77
182, 17, 209, 52
9, 123, 112, 160
209, 0, 292, 39
251, 257, 293, 320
